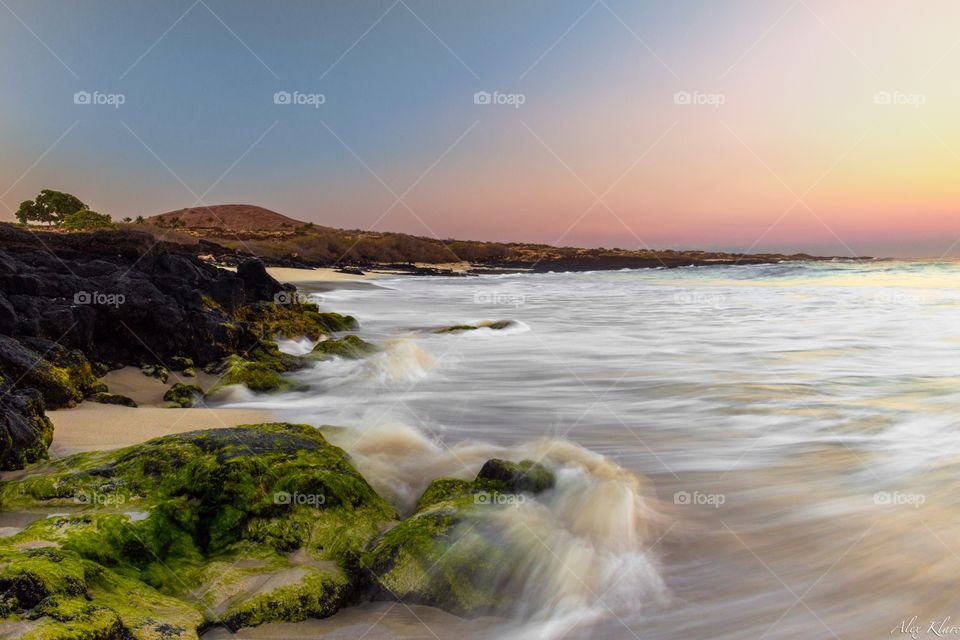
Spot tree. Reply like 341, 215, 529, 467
15, 190, 88, 225
135, 216, 144, 223
61, 210, 114, 230
122, 217, 132, 223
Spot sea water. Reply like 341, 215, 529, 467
215, 261, 960, 639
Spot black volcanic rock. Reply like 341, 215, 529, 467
0, 223, 292, 468
0, 224, 278, 367
0, 379, 53, 470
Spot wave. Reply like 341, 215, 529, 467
321, 422, 671, 638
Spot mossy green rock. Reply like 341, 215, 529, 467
433, 320, 513, 334
140, 364, 169, 384
88, 392, 138, 408
0, 423, 396, 631
476, 458, 555, 494
207, 340, 306, 394
0, 336, 106, 409
236, 302, 357, 341
362, 497, 509, 615
363, 458, 554, 615
0, 541, 203, 639
170, 356, 194, 371
311, 335, 378, 360
163, 383, 203, 408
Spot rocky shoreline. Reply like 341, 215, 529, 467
0, 224, 556, 638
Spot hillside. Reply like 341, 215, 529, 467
150, 204, 312, 233
142, 204, 857, 271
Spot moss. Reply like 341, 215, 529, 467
0, 543, 202, 639
433, 320, 513, 334
200, 295, 222, 311
0, 389, 54, 470
210, 355, 293, 393
476, 459, 555, 494
221, 567, 350, 629
170, 356, 194, 371
1, 424, 394, 599
0, 423, 398, 631
310, 335, 377, 360
163, 383, 203, 408
362, 500, 508, 615
362, 457, 555, 616
311, 311, 358, 334
207, 338, 310, 394
88, 392, 137, 408
235, 303, 357, 341
140, 365, 169, 384
433, 324, 478, 334
181, 367, 196, 378
415, 478, 474, 511
22, 361, 82, 408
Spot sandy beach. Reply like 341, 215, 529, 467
265, 266, 380, 284
47, 366, 272, 457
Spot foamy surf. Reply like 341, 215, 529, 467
320, 421, 671, 638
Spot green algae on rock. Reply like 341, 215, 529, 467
362, 458, 554, 615
0, 375, 54, 471
140, 364, 169, 384
433, 320, 513, 334
0, 538, 204, 639
163, 383, 204, 408
0, 336, 106, 409
0, 423, 396, 633
88, 392, 138, 407
311, 335, 378, 360
236, 301, 358, 341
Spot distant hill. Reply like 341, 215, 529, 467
140, 203, 855, 271
149, 204, 311, 233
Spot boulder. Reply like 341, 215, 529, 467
0, 423, 397, 632
163, 383, 203, 408
0, 381, 52, 471
311, 335, 377, 360
362, 458, 554, 615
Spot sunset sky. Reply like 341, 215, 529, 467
2, 1, 959, 257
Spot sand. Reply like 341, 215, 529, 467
47, 367, 271, 458
266, 267, 379, 284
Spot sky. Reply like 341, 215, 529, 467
1, 0, 959, 258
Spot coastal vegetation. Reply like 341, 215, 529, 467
15, 190, 114, 230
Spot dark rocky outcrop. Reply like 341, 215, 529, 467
0, 224, 284, 367
0, 224, 303, 468
0, 378, 53, 471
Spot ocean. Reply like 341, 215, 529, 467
213, 261, 960, 639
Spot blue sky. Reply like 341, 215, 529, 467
3, 1, 960, 257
